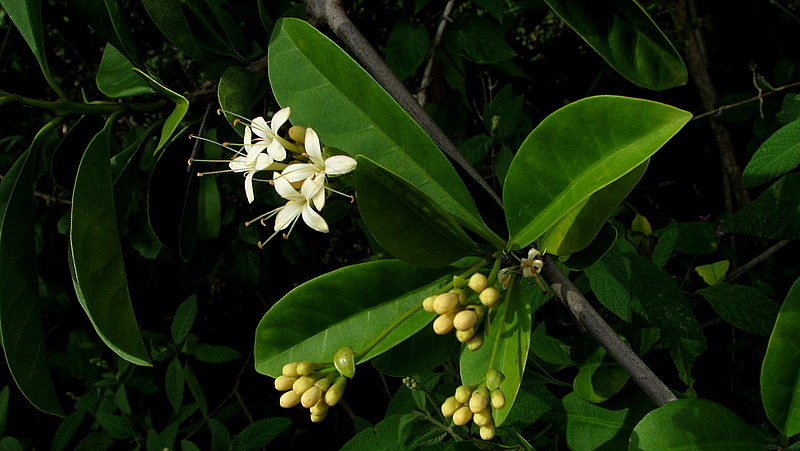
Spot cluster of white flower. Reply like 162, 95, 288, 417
191, 107, 357, 246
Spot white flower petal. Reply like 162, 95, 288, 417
302, 205, 329, 233
274, 201, 303, 231
274, 175, 303, 201
245, 170, 256, 203
228, 156, 248, 172
254, 153, 275, 171
281, 163, 318, 183
271, 107, 291, 134
324, 155, 357, 175
250, 117, 270, 139
267, 139, 287, 161
301, 176, 326, 210
305, 128, 323, 164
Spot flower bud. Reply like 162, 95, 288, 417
274, 375, 296, 391
480, 424, 496, 440
449, 288, 468, 304
292, 375, 317, 395
288, 125, 306, 143
452, 405, 473, 426
469, 387, 489, 413
422, 295, 436, 313
282, 362, 300, 377
455, 385, 472, 404
479, 287, 500, 307
473, 409, 493, 427
310, 399, 329, 417
441, 396, 461, 417
297, 361, 322, 376
466, 331, 484, 351
486, 369, 505, 390
455, 327, 476, 343
314, 376, 333, 391
334, 346, 355, 378
325, 377, 346, 406
468, 273, 488, 293
453, 275, 468, 289
453, 310, 478, 331
433, 293, 459, 315
310, 412, 327, 423
433, 311, 456, 335
301, 385, 324, 408
491, 389, 506, 409
280, 390, 301, 408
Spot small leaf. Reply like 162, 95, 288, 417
446, 16, 516, 64
95, 412, 136, 440
196, 175, 221, 241
133, 68, 189, 154
761, 276, 800, 436
165, 358, 185, 412
183, 364, 207, 417
51, 410, 85, 451
217, 67, 265, 135
695, 261, 729, 286
629, 398, 762, 450
171, 295, 198, 344
230, 418, 291, 450
724, 173, 800, 240
742, 119, 800, 188
193, 344, 242, 363
697, 284, 779, 336
355, 156, 477, 267
96, 44, 154, 98
384, 19, 430, 80
113, 384, 131, 415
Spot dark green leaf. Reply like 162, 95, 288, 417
572, 342, 629, 404
562, 221, 618, 271
255, 260, 452, 377
504, 96, 690, 250
193, 344, 242, 363
133, 69, 189, 154
171, 295, 197, 344
0, 0, 54, 84
73, 431, 114, 451
0, 386, 7, 436
724, 173, 800, 239
165, 358, 184, 412
502, 377, 558, 428
529, 325, 572, 365
209, 419, 232, 451
217, 67, 265, 135
95, 412, 136, 440
51, 410, 85, 451
742, 119, 800, 188
384, 19, 430, 80
657, 222, 719, 256
697, 284, 779, 336
196, 168, 221, 241
543, 0, 687, 90
69, 0, 143, 67
585, 239, 637, 323
473, 0, 506, 21
112, 384, 131, 415
69, 118, 151, 367
371, 320, 460, 377
140, 0, 204, 61
447, 16, 516, 64
96, 44, 154, 98
777, 93, 800, 125
184, 364, 207, 417
230, 418, 291, 450
51, 116, 104, 192
355, 156, 477, 267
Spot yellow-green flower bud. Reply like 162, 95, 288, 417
469, 387, 489, 413
301, 385, 324, 408
282, 362, 300, 377
453, 309, 478, 331
325, 377, 346, 406
433, 311, 456, 335
466, 331, 484, 351
289, 125, 306, 143
280, 390, 301, 408
310, 412, 327, 423
292, 375, 317, 395
455, 327, 476, 343
480, 424, 496, 440
491, 389, 506, 409
486, 369, 505, 390
433, 292, 459, 315
455, 385, 472, 404
452, 405, 473, 426
441, 396, 461, 417
310, 399, 329, 417
449, 288, 468, 304
297, 361, 322, 376
314, 375, 334, 391
468, 272, 488, 293
479, 287, 500, 307
422, 295, 436, 313
453, 275, 468, 289
473, 409, 494, 427
274, 375, 296, 391
334, 346, 355, 378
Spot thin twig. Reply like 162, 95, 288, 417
415, 0, 456, 107
692, 80, 800, 120
725, 239, 791, 283
0, 174, 72, 205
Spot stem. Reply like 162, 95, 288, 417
488, 274, 516, 368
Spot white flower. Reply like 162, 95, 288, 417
272, 173, 328, 234
281, 127, 357, 187
245, 107, 291, 164
228, 152, 281, 204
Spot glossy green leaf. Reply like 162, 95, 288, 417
695, 261, 729, 286
140, 0, 204, 62
761, 277, 800, 436
0, 143, 64, 416
460, 281, 537, 426
505, 96, 690, 250
572, 340, 629, 404
742, 119, 800, 188
697, 283, 779, 336
254, 260, 453, 378
725, 173, 800, 240
371, 322, 460, 377
0, 0, 54, 86
69, 118, 151, 367
629, 398, 762, 450
217, 67, 265, 135
133, 69, 189, 154
268, 18, 502, 248
540, 161, 647, 256
543, 0, 687, 90
96, 45, 154, 98
355, 156, 477, 267
562, 222, 618, 271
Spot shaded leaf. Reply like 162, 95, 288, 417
96, 44, 154, 98
0, 0, 54, 84
165, 358, 184, 412
230, 418, 291, 450
371, 321, 460, 377
724, 173, 800, 239
140, 0, 203, 61
384, 19, 430, 80
697, 284, 779, 336
217, 67, 265, 135
446, 16, 516, 64
193, 344, 242, 363
51, 410, 85, 451
171, 295, 197, 344
133, 69, 189, 154
51, 116, 104, 192
562, 222, 618, 271
742, 119, 800, 188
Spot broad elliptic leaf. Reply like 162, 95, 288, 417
171, 295, 197, 344
217, 66, 265, 135
761, 277, 800, 436
355, 156, 477, 267
230, 418, 291, 450
50, 115, 104, 191
96, 44, 154, 98
724, 173, 800, 240
540, 160, 647, 256
629, 398, 762, 450
69, 118, 151, 367
543, 0, 687, 90
741, 119, 800, 188
133, 69, 189, 155
504, 96, 691, 250
254, 260, 453, 377
572, 341, 629, 404
697, 283, 779, 336
446, 16, 516, 64
562, 221, 618, 271
268, 18, 503, 248
384, 19, 430, 80
140, 0, 203, 62
0, 143, 64, 416
0, 0, 54, 86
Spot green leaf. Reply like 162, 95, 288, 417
657, 222, 719, 255
502, 378, 559, 428
196, 173, 221, 241
51, 116, 105, 192
355, 156, 477, 267
0, 143, 64, 416
446, 16, 516, 64
69, 118, 151, 367
585, 237, 637, 323
268, 18, 501, 247
384, 19, 430, 80
51, 410, 86, 451
140, 0, 204, 62
697, 284, 779, 336
217, 67, 265, 135
183, 364, 207, 417
171, 295, 197, 344
562, 221, 618, 271
529, 325, 572, 365
543, 0, 687, 90
695, 261, 729, 286
742, 119, 800, 188
133, 69, 189, 154
460, 281, 535, 426
724, 173, 800, 240
113, 384, 131, 415
504, 96, 691, 250
255, 260, 453, 377
69, 0, 143, 68
0, 0, 55, 87
761, 277, 800, 436
540, 161, 647, 256
572, 339, 629, 404
193, 344, 242, 363
370, 321, 460, 377
341, 414, 407, 450
230, 418, 291, 450
0, 386, 7, 436
95, 412, 136, 440
165, 358, 184, 412
629, 398, 762, 450
96, 44, 154, 98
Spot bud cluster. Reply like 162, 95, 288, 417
274, 361, 346, 422
422, 273, 502, 351
440, 369, 507, 440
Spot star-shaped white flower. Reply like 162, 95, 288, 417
245, 106, 291, 164
273, 173, 328, 234
229, 152, 279, 204
281, 127, 356, 185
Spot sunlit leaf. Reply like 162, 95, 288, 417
96, 44, 154, 98
695, 261, 729, 286
742, 119, 800, 188
133, 69, 189, 154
